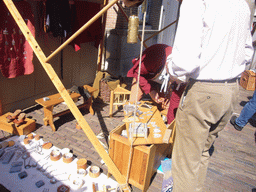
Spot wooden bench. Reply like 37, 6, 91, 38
35, 85, 97, 132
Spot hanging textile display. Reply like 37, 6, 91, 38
0, 1, 35, 78
69, 1, 103, 51
44, 0, 72, 38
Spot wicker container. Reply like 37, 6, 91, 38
100, 78, 120, 103
100, 79, 112, 103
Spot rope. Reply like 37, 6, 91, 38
124, 1, 148, 190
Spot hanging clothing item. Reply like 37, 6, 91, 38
0, 1, 35, 78
70, 1, 103, 51
45, 0, 72, 37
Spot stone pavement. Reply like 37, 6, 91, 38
0, 86, 256, 192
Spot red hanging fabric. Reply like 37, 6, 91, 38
0, 1, 35, 78
70, 1, 103, 51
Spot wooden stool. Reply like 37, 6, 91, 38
109, 85, 131, 117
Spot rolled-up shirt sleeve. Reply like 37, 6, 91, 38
167, 0, 205, 78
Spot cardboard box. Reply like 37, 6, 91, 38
108, 123, 174, 192
240, 70, 256, 91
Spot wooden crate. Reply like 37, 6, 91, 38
108, 123, 174, 192
240, 70, 256, 91
0, 112, 36, 135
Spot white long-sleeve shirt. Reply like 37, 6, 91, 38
167, 0, 254, 81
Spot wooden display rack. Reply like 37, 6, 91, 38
108, 123, 174, 192
0, 112, 36, 135
123, 102, 176, 145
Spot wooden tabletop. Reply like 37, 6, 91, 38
123, 101, 175, 146
35, 85, 97, 108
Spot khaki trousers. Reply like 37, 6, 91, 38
172, 80, 239, 192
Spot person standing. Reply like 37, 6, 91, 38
230, 90, 256, 131
166, 0, 254, 191
123, 0, 254, 191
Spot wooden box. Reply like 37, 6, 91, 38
240, 70, 256, 91
0, 113, 36, 135
108, 123, 173, 192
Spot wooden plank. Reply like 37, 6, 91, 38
35, 92, 81, 108
130, 149, 144, 184
97, 0, 108, 71
142, 145, 156, 192
143, 20, 177, 43
3, 0, 129, 189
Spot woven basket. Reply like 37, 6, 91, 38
99, 75, 127, 103
100, 79, 112, 103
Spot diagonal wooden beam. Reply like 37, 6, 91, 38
45, 0, 119, 63
143, 20, 177, 43
3, 0, 129, 190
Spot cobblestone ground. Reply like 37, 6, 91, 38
0, 87, 256, 192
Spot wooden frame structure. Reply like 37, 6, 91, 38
3, 0, 130, 190
3, 0, 178, 190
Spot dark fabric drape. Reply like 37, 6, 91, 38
70, 1, 103, 51
45, 0, 72, 37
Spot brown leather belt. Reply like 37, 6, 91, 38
191, 78, 238, 83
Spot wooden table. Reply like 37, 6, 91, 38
35, 85, 97, 131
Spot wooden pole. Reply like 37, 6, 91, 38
116, 2, 148, 49
143, 20, 177, 43
97, 0, 109, 72
3, 0, 129, 190
45, 0, 119, 63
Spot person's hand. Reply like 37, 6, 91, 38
149, 90, 170, 110
149, 89, 159, 103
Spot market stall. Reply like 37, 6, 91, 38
1, 0, 177, 191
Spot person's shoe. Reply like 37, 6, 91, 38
230, 115, 243, 131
